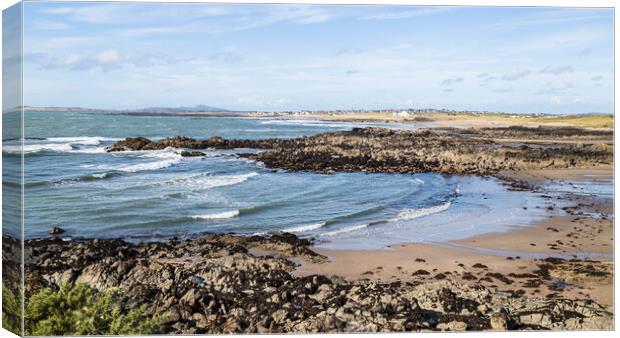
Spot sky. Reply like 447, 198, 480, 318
13, 2, 615, 114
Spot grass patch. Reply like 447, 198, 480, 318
294, 112, 613, 129
529, 114, 613, 128
2, 283, 22, 335
24, 283, 160, 336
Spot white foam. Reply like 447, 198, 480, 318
5, 143, 73, 154
3, 136, 118, 154
392, 201, 451, 221
137, 147, 181, 159
192, 210, 239, 220
170, 172, 259, 190
70, 146, 108, 154
97, 148, 185, 173
283, 222, 326, 233
322, 223, 369, 237
116, 158, 181, 173
47, 136, 119, 145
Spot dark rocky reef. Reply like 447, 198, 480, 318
105, 136, 282, 152
462, 126, 613, 140
244, 127, 611, 175
6, 234, 612, 333
106, 126, 612, 176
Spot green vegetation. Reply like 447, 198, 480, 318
24, 283, 160, 336
428, 112, 613, 129
302, 111, 613, 129
2, 283, 22, 335
529, 114, 613, 129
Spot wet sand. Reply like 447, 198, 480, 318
295, 168, 614, 310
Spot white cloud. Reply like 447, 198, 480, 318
41, 5, 122, 24
36, 49, 174, 72
490, 8, 611, 30
501, 69, 531, 81
117, 26, 187, 38
536, 81, 573, 95
235, 95, 289, 108
31, 20, 71, 30
363, 7, 450, 20
111, 5, 336, 38
550, 95, 563, 105
500, 28, 610, 56
538, 65, 574, 75
440, 77, 463, 86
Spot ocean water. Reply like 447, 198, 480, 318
3, 112, 560, 248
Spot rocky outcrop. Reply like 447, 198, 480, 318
464, 126, 613, 141
105, 136, 282, 152
10, 234, 612, 334
243, 127, 612, 175
105, 126, 613, 176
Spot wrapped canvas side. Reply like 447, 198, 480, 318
2, 2, 24, 336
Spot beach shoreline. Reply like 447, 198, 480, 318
6, 125, 614, 333
294, 168, 614, 311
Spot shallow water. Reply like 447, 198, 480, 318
1, 112, 602, 249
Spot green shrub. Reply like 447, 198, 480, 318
24, 283, 160, 336
2, 283, 22, 335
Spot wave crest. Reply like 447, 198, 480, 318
392, 201, 451, 221
283, 222, 326, 233
191, 210, 239, 220
322, 223, 369, 237
116, 158, 181, 173
3, 136, 118, 155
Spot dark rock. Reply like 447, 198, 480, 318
49, 226, 65, 235
180, 150, 206, 157
411, 269, 431, 276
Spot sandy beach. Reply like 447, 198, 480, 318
251, 111, 614, 129
296, 168, 614, 310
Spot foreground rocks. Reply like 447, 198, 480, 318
4, 233, 612, 333
105, 126, 612, 175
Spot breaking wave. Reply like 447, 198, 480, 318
191, 210, 240, 220
165, 172, 259, 190
322, 223, 369, 237
115, 158, 182, 173
282, 222, 326, 233
392, 201, 451, 221
3, 136, 118, 155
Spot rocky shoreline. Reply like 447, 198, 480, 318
4, 125, 613, 333
105, 126, 612, 176
3, 231, 613, 333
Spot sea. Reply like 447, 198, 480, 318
3, 111, 608, 250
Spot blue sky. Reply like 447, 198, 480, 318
18, 2, 614, 114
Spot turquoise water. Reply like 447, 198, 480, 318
3, 112, 557, 248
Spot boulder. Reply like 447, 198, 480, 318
180, 150, 206, 157
49, 226, 65, 235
